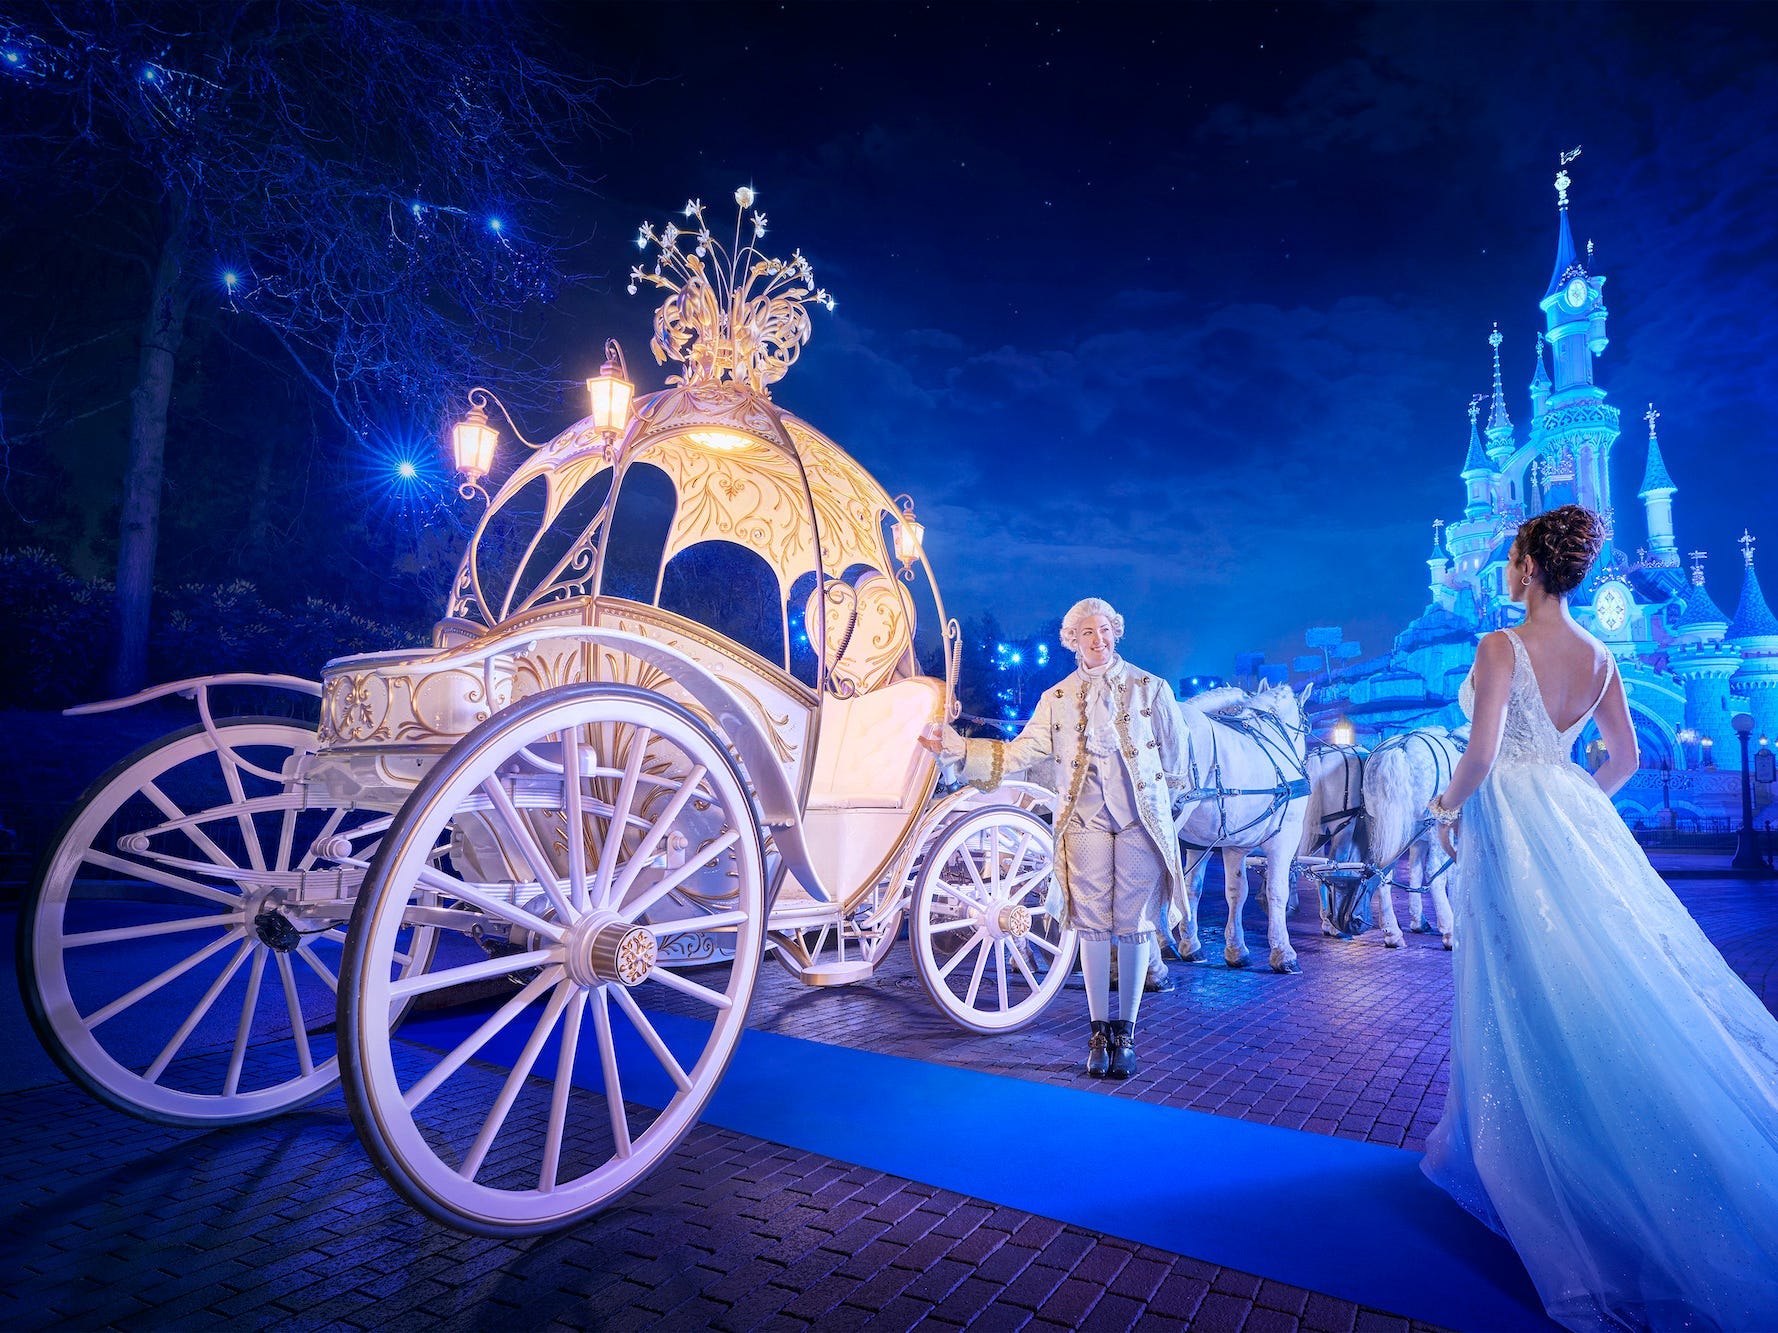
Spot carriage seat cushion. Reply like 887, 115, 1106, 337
806, 677, 943, 811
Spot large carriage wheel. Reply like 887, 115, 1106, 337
911, 805, 1077, 1033
18, 717, 427, 1125
339, 684, 765, 1235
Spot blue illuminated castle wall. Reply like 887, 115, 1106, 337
1248, 169, 1778, 825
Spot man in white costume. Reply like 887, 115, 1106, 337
920, 597, 1192, 1078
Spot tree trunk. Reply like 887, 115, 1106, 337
110, 199, 191, 694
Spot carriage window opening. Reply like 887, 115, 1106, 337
660, 542, 787, 667
599, 462, 675, 604
471, 476, 549, 627
511, 470, 614, 617
786, 569, 821, 688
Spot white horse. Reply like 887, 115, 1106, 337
1291, 742, 1370, 937
1361, 726, 1465, 949
1172, 681, 1313, 974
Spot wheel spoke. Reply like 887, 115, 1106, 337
609, 762, 707, 907
960, 842, 990, 896
81, 850, 239, 907
415, 866, 565, 942
142, 938, 254, 1083
562, 729, 590, 912
593, 726, 651, 909
141, 780, 243, 874
274, 804, 297, 875
645, 964, 734, 1011
388, 948, 556, 1001
480, 779, 575, 924
1009, 939, 1043, 991
924, 917, 978, 937
295, 942, 338, 992
644, 908, 747, 937
84, 928, 244, 1029
936, 880, 990, 913
539, 989, 588, 1192
275, 952, 314, 1077
996, 939, 1009, 1011
62, 912, 238, 949
224, 948, 268, 1096
611, 986, 693, 1093
964, 935, 992, 1009
214, 743, 267, 875
589, 989, 632, 1160
619, 828, 741, 925
458, 983, 571, 1182
1025, 930, 1061, 958
937, 930, 984, 982
402, 968, 562, 1111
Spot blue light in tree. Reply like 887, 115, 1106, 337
3, 50, 21, 65
221, 270, 239, 289
140, 64, 156, 82
396, 460, 417, 480
487, 216, 504, 234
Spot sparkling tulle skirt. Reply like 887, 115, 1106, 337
1422, 760, 1778, 1333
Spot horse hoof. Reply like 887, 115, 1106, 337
1181, 948, 1206, 963
1272, 957, 1301, 975
1385, 938, 1403, 950
1225, 954, 1250, 970
1443, 935, 1454, 951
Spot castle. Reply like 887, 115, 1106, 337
1259, 159, 1777, 826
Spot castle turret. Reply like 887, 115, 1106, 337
1427, 520, 1452, 609
1461, 397, 1493, 520
1668, 550, 1741, 760
1728, 530, 1778, 750
1637, 404, 1679, 565
1536, 153, 1619, 533
1484, 325, 1515, 465
1529, 332, 1551, 424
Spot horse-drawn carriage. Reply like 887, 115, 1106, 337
19, 193, 1076, 1234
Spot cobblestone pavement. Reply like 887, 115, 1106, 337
4, 859, 1770, 1332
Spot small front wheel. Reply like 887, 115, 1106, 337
911, 805, 1076, 1033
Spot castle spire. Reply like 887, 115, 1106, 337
1546, 148, 1584, 298
1462, 397, 1491, 476
1530, 332, 1551, 389
1637, 405, 1676, 498
1672, 549, 1730, 637
1728, 530, 1778, 644
1487, 324, 1512, 433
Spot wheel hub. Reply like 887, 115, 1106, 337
563, 914, 657, 989
996, 903, 1032, 940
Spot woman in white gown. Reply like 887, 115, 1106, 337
1423, 504, 1778, 1333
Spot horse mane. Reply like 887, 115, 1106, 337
1182, 685, 1248, 715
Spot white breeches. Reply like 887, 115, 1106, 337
1064, 821, 1167, 942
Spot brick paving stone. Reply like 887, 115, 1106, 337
9, 860, 1760, 1331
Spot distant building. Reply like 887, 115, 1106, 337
1245, 161, 1775, 825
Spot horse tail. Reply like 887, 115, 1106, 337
1363, 740, 1416, 870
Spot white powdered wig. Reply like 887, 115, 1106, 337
1060, 597, 1125, 651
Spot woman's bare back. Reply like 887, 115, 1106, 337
1507, 619, 1612, 734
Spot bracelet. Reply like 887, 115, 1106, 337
1426, 797, 1461, 827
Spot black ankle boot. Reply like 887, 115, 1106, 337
1085, 1020, 1113, 1078
1108, 1019, 1137, 1079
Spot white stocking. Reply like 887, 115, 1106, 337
1080, 938, 1112, 1022
1117, 938, 1148, 1024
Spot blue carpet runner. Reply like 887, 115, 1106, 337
402, 1005, 1553, 1331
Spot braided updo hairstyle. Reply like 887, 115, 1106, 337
1513, 504, 1605, 597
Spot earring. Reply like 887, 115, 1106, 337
1521, 574, 1533, 587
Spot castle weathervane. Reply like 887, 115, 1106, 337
1555, 145, 1582, 209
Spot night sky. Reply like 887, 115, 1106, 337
528, 2, 1778, 680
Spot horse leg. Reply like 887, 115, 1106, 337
1176, 854, 1207, 962
1405, 843, 1433, 934
1262, 839, 1300, 974
1376, 848, 1405, 949
1429, 859, 1455, 950
1222, 847, 1251, 967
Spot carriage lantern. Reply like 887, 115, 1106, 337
1330, 719, 1355, 747
450, 400, 499, 499
585, 338, 635, 452
891, 493, 925, 581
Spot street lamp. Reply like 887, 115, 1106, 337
890, 493, 925, 582
1676, 726, 1698, 766
1731, 713, 1763, 870
450, 397, 499, 500
1330, 719, 1355, 747
586, 339, 635, 457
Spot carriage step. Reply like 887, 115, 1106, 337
801, 959, 875, 986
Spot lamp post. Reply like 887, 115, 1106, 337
1659, 753, 1675, 829
1330, 719, 1355, 747
1731, 713, 1762, 870
585, 339, 635, 459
